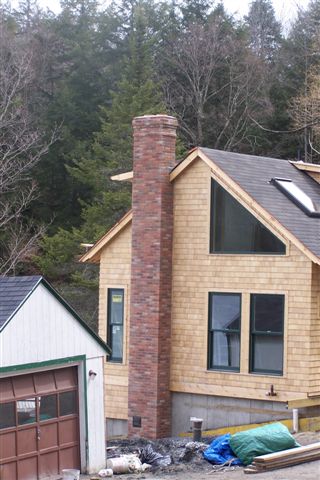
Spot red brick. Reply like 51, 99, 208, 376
128, 115, 178, 439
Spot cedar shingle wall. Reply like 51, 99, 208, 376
171, 159, 315, 402
310, 264, 320, 394
99, 158, 318, 420
99, 224, 131, 420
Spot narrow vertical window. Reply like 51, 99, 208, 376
250, 294, 284, 375
107, 288, 124, 362
208, 293, 241, 371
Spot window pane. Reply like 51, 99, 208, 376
272, 178, 320, 217
252, 295, 284, 332
211, 294, 241, 330
40, 394, 57, 421
17, 398, 36, 425
59, 391, 77, 416
212, 332, 240, 369
0, 402, 16, 429
108, 288, 124, 361
111, 325, 123, 360
211, 180, 286, 254
110, 291, 124, 324
252, 335, 283, 373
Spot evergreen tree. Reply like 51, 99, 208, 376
245, 0, 282, 62
38, 0, 165, 277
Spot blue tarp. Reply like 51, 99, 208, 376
203, 434, 242, 465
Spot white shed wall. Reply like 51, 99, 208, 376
0, 283, 107, 473
0, 283, 105, 366
86, 357, 106, 473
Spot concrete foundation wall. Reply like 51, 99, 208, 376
106, 418, 128, 438
172, 392, 293, 436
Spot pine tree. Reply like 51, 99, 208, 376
245, 0, 282, 62
38, 0, 166, 278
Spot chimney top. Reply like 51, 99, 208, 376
133, 114, 178, 129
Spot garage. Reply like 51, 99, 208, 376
0, 276, 110, 478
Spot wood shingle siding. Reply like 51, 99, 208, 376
99, 223, 131, 420
170, 159, 315, 401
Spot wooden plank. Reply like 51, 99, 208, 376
111, 171, 133, 182
253, 442, 320, 463
253, 451, 320, 468
287, 397, 320, 408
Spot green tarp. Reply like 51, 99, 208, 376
229, 423, 300, 465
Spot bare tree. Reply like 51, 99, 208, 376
290, 67, 320, 162
0, 16, 54, 274
161, 19, 272, 150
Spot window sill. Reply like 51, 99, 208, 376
205, 369, 285, 379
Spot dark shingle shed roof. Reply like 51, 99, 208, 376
0, 276, 41, 330
200, 148, 320, 261
0, 275, 110, 353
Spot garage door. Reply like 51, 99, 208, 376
0, 367, 80, 480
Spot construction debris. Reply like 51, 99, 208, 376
244, 441, 320, 474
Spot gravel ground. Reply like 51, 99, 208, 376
80, 431, 320, 480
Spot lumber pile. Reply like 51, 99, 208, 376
244, 442, 320, 474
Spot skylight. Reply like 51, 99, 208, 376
271, 178, 320, 218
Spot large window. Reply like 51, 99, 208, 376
208, 293, 241, 371
107, 288, 124, 362
210, 179, 286, 254
250, 294, 284, 375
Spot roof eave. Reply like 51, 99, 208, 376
79, 210, 133, 264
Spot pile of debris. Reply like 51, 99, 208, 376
102, 438, 210, 475
93, 425, 320, 477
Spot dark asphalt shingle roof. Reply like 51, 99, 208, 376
0, 276, 41, 330
200, 148, 320, 261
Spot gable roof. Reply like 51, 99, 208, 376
81, 147, 320, 266
0, 275, 110, 353
80, 210, 132, 264
172, 148, 320, 264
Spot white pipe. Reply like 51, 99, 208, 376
292, 408, 299, 433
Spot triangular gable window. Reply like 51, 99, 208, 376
210, 179, 286, 254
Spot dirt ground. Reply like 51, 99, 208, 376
82, 431, 320, 480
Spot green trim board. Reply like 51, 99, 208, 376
0, 276, 111, 355
0, 355, 86, 374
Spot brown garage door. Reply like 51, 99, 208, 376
0, 367, 80, 480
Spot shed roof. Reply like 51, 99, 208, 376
0, 275, 110, 353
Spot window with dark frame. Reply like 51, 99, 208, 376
250, 294, 284, 375
208, 293, 241, 371
210, 179, 286, 254
107, 288, 124, 362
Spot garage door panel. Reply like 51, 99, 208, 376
59, 417, 78, 445
55, 368, 77, 390
0, 378, 14, 402
0, 461, 17, 480
39, 451, 59, 478
40, 423, 58, 450
60, 446, 80, 471
12, 375, 35, 398
0, 367, 80, 479
17, 427, 37, 455
18, 456, 38, 480
34, 371, 56, 394
0, 430, 16, 459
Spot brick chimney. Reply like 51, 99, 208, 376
128, 115, 178, 439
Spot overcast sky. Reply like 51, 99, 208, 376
10, 0, 310, 24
